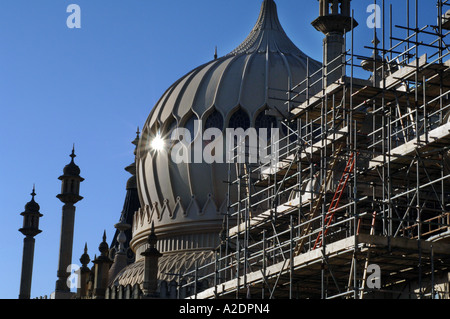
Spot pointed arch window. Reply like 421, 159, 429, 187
184, 114, 199, 142
228, 109, 250, 131
204, 109, 224, 131
255, 112, 277, 130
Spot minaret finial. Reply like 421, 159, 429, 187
70, 144, 76, 161
31, 184, 36, 198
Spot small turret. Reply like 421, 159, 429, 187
57, 146, 84, 204
92, 231, 113, 299
18, 186, 43, 299
19, 186, 43, 238
77, 243, 91, 299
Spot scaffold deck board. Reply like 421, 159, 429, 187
190, 233, 450, 299
289, 77, 372, 117
259, 126, 349, 178
369, 121, 450, 169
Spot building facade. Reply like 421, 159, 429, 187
19, 0, 450, 300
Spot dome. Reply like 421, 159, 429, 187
63, 161, 81, 177
133, 0, 322, 255
63, 149, 81, 177
24, 189, 40, 213
24, 198, 40, 213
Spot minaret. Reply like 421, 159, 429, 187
54, 146, 84, 299
18, 186, 43, 299
311, 0, 358, 85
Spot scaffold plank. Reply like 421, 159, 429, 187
188, 234, 450, 299
369, 121, 450, 169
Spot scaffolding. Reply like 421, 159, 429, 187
181, 0, 450, 299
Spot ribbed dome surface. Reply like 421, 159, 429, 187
144, 0, 321, 133
136, 0, 322, 234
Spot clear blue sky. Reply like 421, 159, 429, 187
0, 0, 438, 299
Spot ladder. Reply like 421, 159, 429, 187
313, 151, 357, 250
294, 144, 343, 256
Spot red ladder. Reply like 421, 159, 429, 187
313, 152, 357, 250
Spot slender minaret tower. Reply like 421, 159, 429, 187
311, 0, 358, 85
54, 146, 84, 299
18, 186, 43, 299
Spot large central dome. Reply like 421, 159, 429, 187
131, 0, 321, 260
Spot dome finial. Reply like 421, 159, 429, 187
227, 0, 303, 56
214, 46, 218, 60
132, 126, 141, 150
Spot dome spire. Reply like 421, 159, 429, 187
227, 0, 303, 56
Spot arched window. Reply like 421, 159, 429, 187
184, 114, 199, 142
166, 119, 178, 144
168, 120, 177, 135
204, 110, 224, 131
229, 109, 250, 130
255, 112, 278, 141
255, 112, 277, 130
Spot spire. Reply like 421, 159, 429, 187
70, 144, 76, 161
132, 127, 140, 149
99, 230, 108, 256
227, 0, 305, 56
80, 243, 90, 266
92, 232, 113, 299
77, 243, 91, 299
